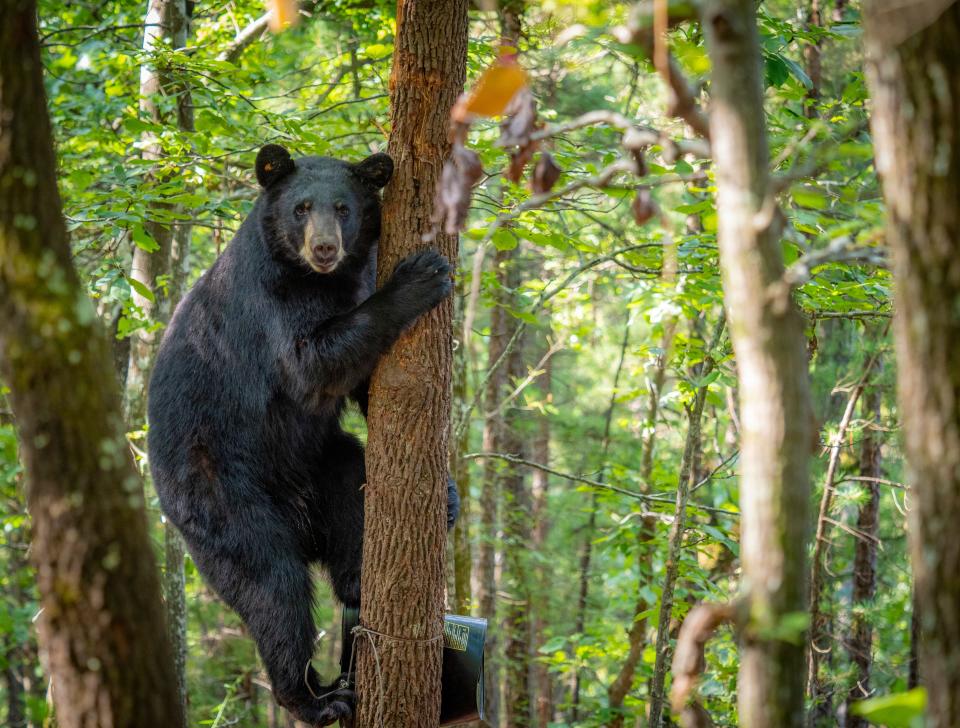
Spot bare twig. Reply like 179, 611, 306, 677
613, 5, 711, 139
670, 601, 739, 725
462, 452, 740, 518
807, 333, 888, 699
648, 314, 726, 727
780, 236, 887, 290
805, 310, 892, 320
528, 109, 710, 158
486, 337, 564, 417
837, 475, 907, 490
456, 242, 655, 441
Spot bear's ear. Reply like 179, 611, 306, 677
255, 144, 295, 188
354, 152, 394, 190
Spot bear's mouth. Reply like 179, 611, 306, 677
306, 250, 343, 273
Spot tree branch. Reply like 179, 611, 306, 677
217, 13, 271, 63
613, 3, 711, 139
462, 452, 740, 517
670, 601, 739, 725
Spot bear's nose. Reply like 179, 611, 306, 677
313, 244, 338, 260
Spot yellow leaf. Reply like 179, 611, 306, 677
461, 57, 528, 118
268, 0, 299, 32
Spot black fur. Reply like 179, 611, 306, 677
148, 146, 457, 726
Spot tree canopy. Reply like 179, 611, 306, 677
2, 1, 956, 727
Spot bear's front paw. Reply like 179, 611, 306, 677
388, 249, 453, 312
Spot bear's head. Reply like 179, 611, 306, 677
255, 144, 393, 275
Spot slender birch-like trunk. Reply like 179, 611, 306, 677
703, 1, 813, 724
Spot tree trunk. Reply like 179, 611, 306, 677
648, 317, 724, 728
126, 0, 192, 416
3, 522, 29, 728
702, 2, 813, 725
478, 9, 526, 722
130, 2, 195, 718
863, 2, 960, 722
354, 1, 467, 726
478, 250, 507, 726
908, 586, 920, 689
530, 349, 553, 728
3, 639, 25, 728
570, 500, 595, 721
802, 0, 822, 117
572, 321, 631, 722
451, 283, 474, 616
0, 3, 183, 727
807, 350, 880, 722
605, 322, 673, 728
845, 373, 882, 727
502, 310, 531, 728
479, 246, 530, 728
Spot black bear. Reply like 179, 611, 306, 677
148, 144, 457, 725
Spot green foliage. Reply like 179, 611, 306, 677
851, 688, 927, 728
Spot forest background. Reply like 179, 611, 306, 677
0, 0, 930, 726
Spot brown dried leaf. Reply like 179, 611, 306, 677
632, 147, 649, 177
505, 141, 538, 184
531, 152, 562, 194
498, 86, 538, 148
433, 142, 484, 235
632, 186, 658, 225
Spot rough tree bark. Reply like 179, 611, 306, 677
0, 3, 183, 726
501, 324, 531, 728
845, 371, 882, 727
354, 1, 468, 726
863, 1, 960, 723
702, 1, 814, 725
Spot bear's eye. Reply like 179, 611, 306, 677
334, 202, 350, 219
294, 202, 312, 217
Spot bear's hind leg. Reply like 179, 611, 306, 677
191, 538, 351, 726
317, 431, 366, 608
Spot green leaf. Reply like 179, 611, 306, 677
127, 277, 156, 304
689, 369, 720, 389
131, 223, 159, 253
792, 187, 829, 210
851, 688, 926, 728
781, 57, 813, 89
538, 636, 568, 653
764, 54, 790, 87
123, 117, 162, 134
492, 228, 518, 251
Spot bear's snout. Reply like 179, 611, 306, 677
313, 243, 338, 260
